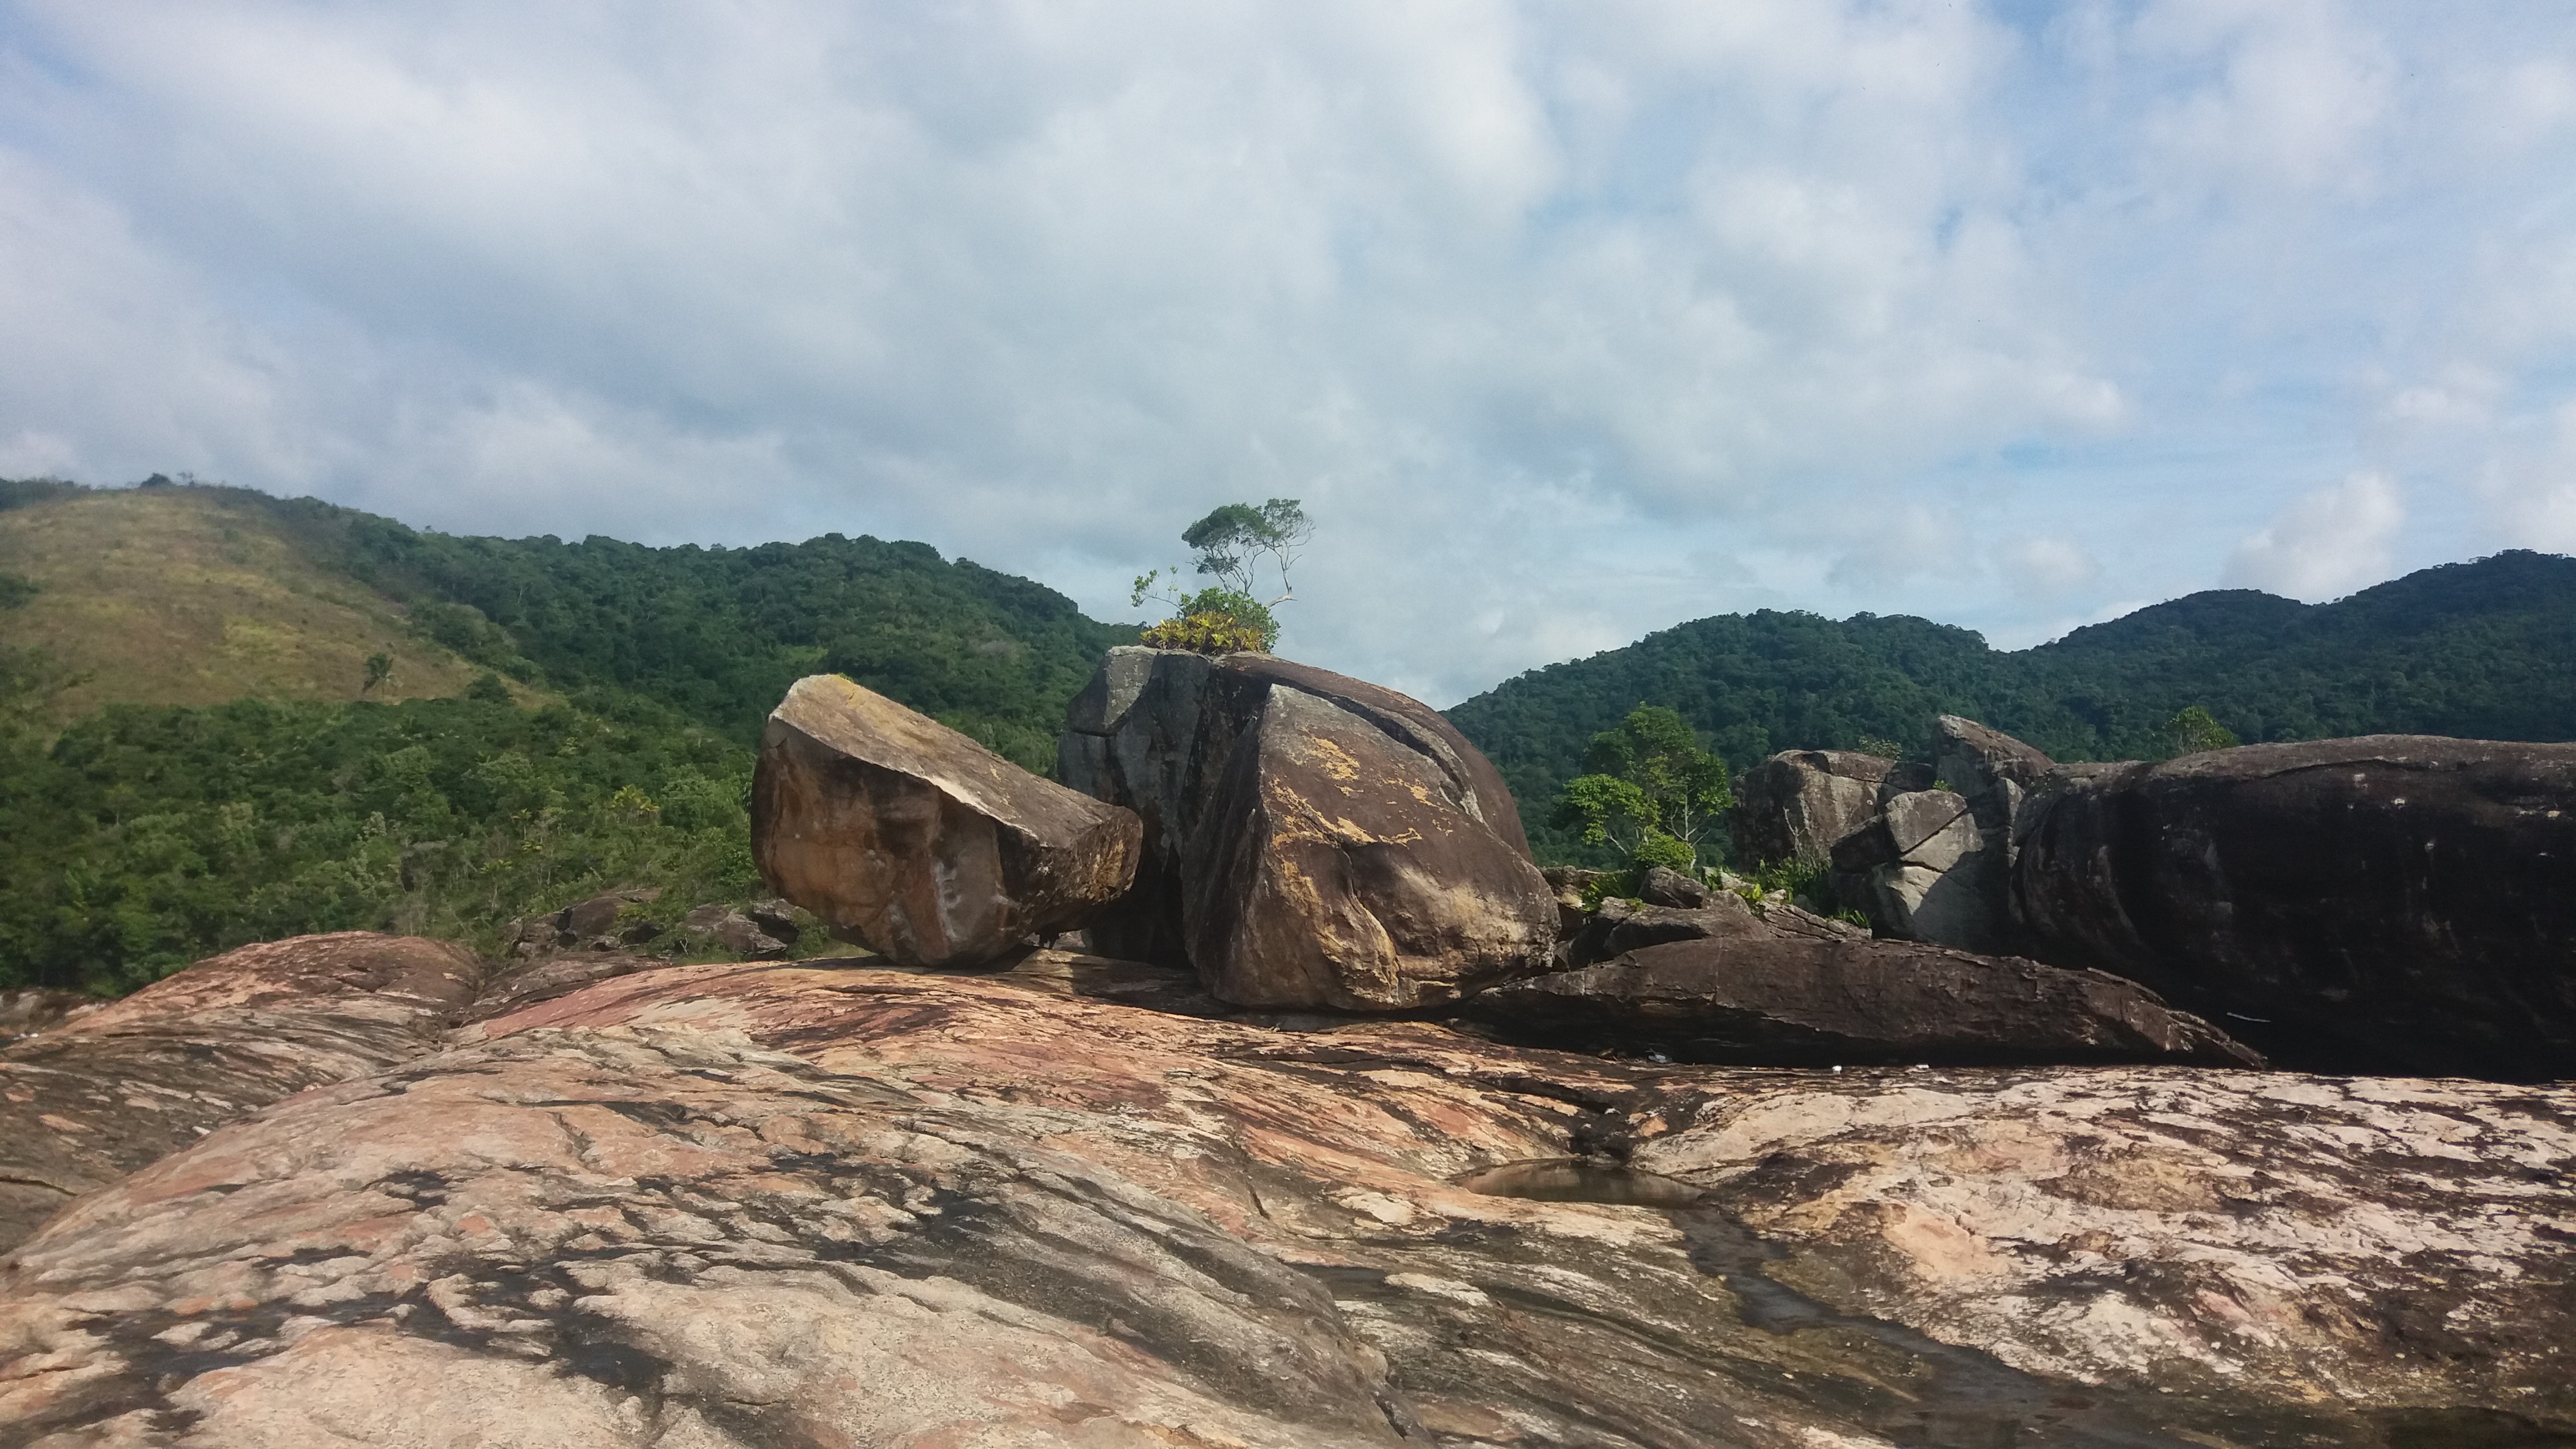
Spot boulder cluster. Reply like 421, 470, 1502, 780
1734, 717, 2576, 1080
2, 649, 2570, 1447
746, 648, 2576, 1081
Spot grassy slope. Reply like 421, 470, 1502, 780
0, 485, 528, 724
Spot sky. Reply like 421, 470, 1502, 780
4, 1, 2574, 707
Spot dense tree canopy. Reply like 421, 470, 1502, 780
258, 490, 1136, 771
0, 695, 765, 994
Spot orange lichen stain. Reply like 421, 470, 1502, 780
1303, 735, 1364, 784
453, 1212, 500, 1237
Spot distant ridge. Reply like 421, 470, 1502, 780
0, 477, 1136, 769
1443, 550, 2576, 861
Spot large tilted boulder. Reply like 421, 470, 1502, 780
1061, 648, 1553, 1009
754, 674, 1142, 968
2012, 734, 2576, 1079
1477, 917, 2258, 1068
1932, 711, 2055, 849
4, 955, 2567, 1446
0, 933, 481, 1252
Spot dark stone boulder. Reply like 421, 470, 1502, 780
1932, 713, 2055, 844
1560, 892, 1769, 970
1634, 864, 1715, 909
2011, 734, 2576, 1080
1470, 932, 2261, 1068
1729, 749, 1922, 869
1183, 683, 1556, 1009
1061, 648, 1549, 1007
755, 674, 1142, 968
680, 904, 793, 960
1539, 865, 1607, 934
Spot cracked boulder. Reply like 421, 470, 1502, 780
2011, 734, 2576, 1080
1729, 748, 1926, 871
1060, 648, 1552, 1009
0, 932, 481, 1254
2, 954, 2569, 1448
1830, 786, 2008, 952
754, 673, 1143, 968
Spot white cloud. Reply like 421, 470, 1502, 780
2220, 471, 2404, 598
0, 2, 2572, 705
1995, 535, 2104, 599
2472, 395, 2576, 555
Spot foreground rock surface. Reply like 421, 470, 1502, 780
2012, 734, 2576, 1080
4, 950, 2569, 1447
1063, 648, 1553, 1008
756, 673, 1141, 967
0, 934, 480, 1254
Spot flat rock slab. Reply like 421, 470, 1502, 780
1473, 934, 2261, 1068
755, 673, 1141, 967
2012, 734, 2576, 1079
3, 956, 2567, 1447
0, 933, 480, 1254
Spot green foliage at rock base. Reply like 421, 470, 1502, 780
1549, 705, 1732, 873
0, 695, 768, 995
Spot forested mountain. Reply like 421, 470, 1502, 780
11, 474, 2572, 986
0, 478, 1135, 993
0, 477, 1134, 766
1445, 550, 2576, 862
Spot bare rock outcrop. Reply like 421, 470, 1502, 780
1061, 647, 1552, 1009
754, 673, 1142, 967
1, 953, 2567, 1447
0, 932, 480, 1254
2012, 734, 2576, 1080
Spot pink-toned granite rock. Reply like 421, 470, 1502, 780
0, 933, 481, 1255
1, 951, 2568, 1447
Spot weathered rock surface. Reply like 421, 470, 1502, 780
0, 933, 481, 1254
2, 952, 2567, 1447
0, 991, 97, 1042
1185, 682, 1556, 1009
1729, 749, 1923, 869
756, 673, 1142, 968
2012, 734, 2576, 1080
1062, 648, 1551, 1008
1477, 932, 2263, 1069
1829, 787, 2008, 952
678, 904, 793, 960
1933, 712, 2056, 846
1559, 890, 1770, 969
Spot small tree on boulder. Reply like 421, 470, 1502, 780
1133, 499, 1314, 654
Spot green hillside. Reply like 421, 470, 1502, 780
0, 478, 1138, 993
0, 479, 530, 721
1444, 550, 2576, 862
